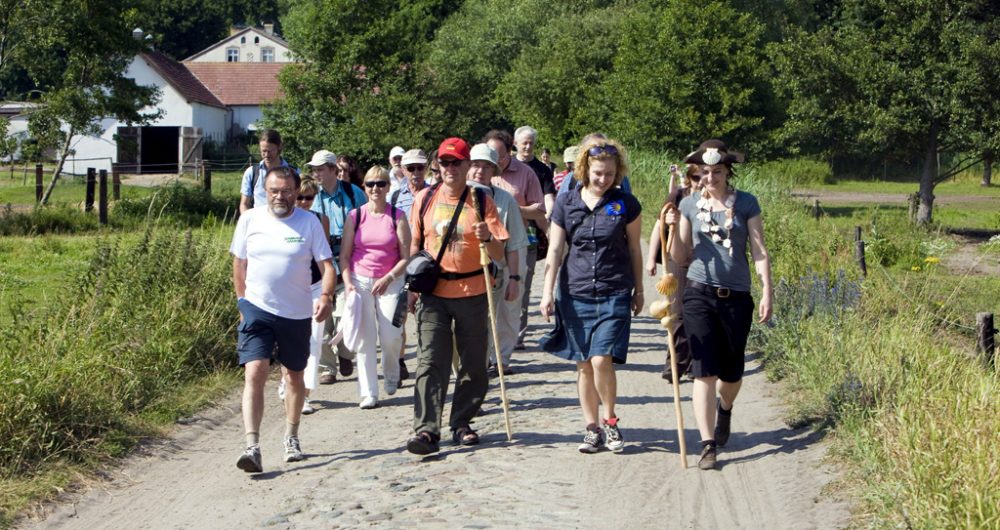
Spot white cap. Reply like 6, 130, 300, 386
389, 146, 406, 160
470, 143, 499, 170
401, 148, 428, 166
306, 149, 337, 167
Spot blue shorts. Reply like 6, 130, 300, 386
544, 292, 632, 364
236, 298, 311, 371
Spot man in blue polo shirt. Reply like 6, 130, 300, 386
390, 148, 430, 217
308, 149, 368, 384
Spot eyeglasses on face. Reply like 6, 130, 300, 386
405, 164, 426, 172
364, 180, 390, 189
587, 144, 619, 157
437, 159, 464, 168
297, 195, 316, 201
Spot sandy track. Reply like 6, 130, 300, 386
791, 190, 999, 205
22, 263, 851, 530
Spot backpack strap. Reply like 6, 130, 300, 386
433, 186, 470, 264
390, 189, 400, 207
248, 162, 260, 206
417, 182, 442, 250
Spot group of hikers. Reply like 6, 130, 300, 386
229, 127, 773, 473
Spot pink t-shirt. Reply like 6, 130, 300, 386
349, 206, 404, 278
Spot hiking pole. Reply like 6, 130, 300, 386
659, 205, 688, 468
471, 189, 514, 441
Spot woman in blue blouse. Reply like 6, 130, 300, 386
540, 137, 643, 454
670, 139, 773, 470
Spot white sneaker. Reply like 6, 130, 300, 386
384, 379, 399, 396
277, 379, 286, 400
237, 444, 262, 472
359, 396, 378, 409
283, 436, 303, 462
301, 399, 316, 415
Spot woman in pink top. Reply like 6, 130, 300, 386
340, 166, 412, 408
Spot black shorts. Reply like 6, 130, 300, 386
236, 298, 311, 371
682, 285, 754, 383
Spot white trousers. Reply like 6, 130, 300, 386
494, 253, 526, 366
304, 283, 324, 390
351, 274, 404, 399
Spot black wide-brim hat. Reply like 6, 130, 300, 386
684, 139, 745, 165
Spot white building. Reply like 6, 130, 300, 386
63, 51, 229, 175
183, 25, 294, 64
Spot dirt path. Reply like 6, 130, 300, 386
21, 265, 851, 530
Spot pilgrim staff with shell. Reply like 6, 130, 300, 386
668, 139, 773, 471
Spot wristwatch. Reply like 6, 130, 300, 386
509, 274, 521, 282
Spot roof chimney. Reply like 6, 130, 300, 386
263, 23, 274, 35
132, 28, 144, 41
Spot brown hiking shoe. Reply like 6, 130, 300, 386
698, 442, 718, 470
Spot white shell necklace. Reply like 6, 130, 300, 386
695, 190, 736, 257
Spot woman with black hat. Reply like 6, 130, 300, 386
669, 139, 772, 470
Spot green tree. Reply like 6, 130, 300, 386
11, 0, 161, 204
138, 0, 229, 60
772, 0, 1000, 223
494, 2, 625, 148
604, 0, 774, 154
266, 0, 460, 163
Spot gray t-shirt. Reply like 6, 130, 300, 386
679, 190, 762, 291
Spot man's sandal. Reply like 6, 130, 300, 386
406, 431, 439, 455
452, 426, 480, 446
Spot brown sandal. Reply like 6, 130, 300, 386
452, 426, 480, 446
406, 431, 439, 455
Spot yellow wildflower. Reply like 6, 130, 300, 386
924, 256, 940, 264
911, 266, 921, 271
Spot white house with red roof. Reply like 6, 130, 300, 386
60, 27, 289, 174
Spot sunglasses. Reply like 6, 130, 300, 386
437, 159, 464, 168
587, 144, 619, 157
405, 164, 426, 172
688, 174, 701, 182
364, 180, 390, 189
297, 195, 315, 201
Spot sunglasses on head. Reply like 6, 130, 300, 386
405, 164, 426, 172
437, 159, 464, 168
297, 195, 315, 201
364, 180, 390, 189
587, 144, 619, 157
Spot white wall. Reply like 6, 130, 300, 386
1, 115, 30, 162
188, 33, 293, 63
230, 105, 264, 133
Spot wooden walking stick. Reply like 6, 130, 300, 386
471, 188, 514, 441
649, 204, 688, 468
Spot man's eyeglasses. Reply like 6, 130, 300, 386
405, 164, 426, 172
364, 180, 390, 189
297, 195, 315, 201
587, 144, 619, 157
437, 159, 464, 168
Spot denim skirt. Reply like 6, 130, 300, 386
543, 292, 632, 364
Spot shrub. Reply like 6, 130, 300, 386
114, 185, 238, 226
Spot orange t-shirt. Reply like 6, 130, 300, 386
411, 185, 510, 298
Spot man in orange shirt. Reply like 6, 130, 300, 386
406, 137, 509, 455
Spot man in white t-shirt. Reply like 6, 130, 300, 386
230, 166, 335, 473
388, 145, 406, 193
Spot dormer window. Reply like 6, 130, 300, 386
226, 47, 239, 62
240, 36, 246, 44
254, 36, 260, 45
261, 47, 274, 63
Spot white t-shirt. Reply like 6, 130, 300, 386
230, 208, 333, 319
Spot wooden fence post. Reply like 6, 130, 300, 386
977, 313, 996, 367
856, 240, 867, 277
112, 164, 121, 200
813, 199, 821, 220
98, 169, 108, 225
854, 225, 862, 242
85, 167, 96, 212
203, 163, 212, 194
35, 164, 44, 203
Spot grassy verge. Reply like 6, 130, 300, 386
0, 222, 241, 527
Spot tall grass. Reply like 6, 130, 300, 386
0, 223, 238, 525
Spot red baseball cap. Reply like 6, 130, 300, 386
437, 137, 471, 160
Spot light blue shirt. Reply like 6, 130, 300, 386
240, 159, 294, 207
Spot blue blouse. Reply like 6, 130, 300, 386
551, 187, 641, 298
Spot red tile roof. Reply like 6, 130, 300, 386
186, 63, 286, 106
140, 52, 225, 109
